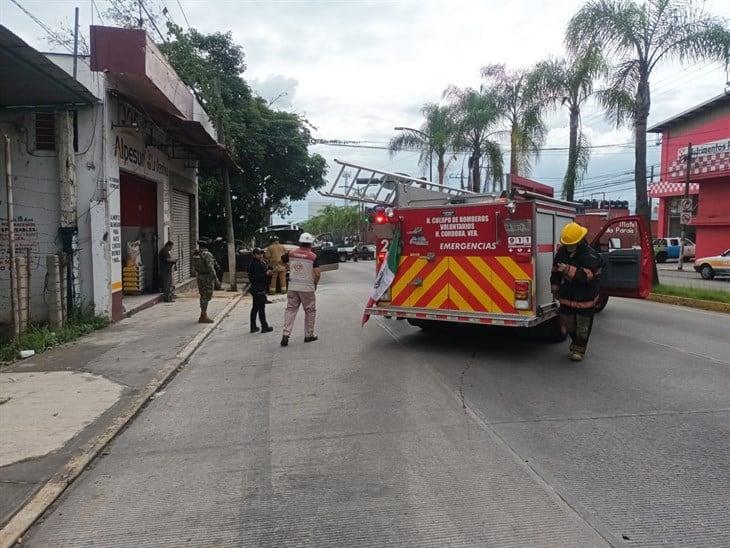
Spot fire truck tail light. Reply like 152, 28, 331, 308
514, 280, 532, 310
377, 252, 386, 262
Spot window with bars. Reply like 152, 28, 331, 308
35, 112, 56, 151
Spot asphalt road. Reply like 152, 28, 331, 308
24, 262, 730, 547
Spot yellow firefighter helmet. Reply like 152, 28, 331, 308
560, 222, 588, 246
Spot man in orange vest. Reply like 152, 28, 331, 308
280, 232, 321, 347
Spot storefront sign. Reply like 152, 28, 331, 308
677, 138, 730, 161
669, 137, 730, 180
113, 134, 169, 179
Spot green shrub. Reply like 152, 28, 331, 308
0, 308, 110, 364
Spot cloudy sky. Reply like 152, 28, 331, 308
2, 0, 729, 221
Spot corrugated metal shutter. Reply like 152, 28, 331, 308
171, 190, 192, 283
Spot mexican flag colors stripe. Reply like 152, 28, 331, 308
362, 227, 401, 326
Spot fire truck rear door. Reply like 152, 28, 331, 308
591, 215, 653, 299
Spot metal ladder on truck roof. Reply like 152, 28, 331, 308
319, 159, 477, 207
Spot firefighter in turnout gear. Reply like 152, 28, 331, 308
265, 236, 287, 295
551, 222, 603, 362
193, 239, 219, 323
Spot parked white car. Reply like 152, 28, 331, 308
693, 249, 730, 280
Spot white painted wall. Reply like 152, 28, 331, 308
1, 53, 199, 326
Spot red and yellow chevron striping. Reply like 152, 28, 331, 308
387, 255, 534, 314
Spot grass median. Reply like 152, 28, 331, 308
652, 283, 730, 304
0, 309, 110, 364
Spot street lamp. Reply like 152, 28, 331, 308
394, 126, 432, 182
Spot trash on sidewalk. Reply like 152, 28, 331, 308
18, 350, 35, 359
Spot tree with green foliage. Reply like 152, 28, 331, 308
300, 205, 363, 244
89, 5, 328, 241
389, 103, 457, 185
444, 87, 504, 192
566, 0, 729, 222
529, 49, 607, 201
157, 24, 327, 240
481, 64, 548, 177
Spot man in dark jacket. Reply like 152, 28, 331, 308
248, 248, 273, 333
550, 222, 603, 362
158, 241, 177, 302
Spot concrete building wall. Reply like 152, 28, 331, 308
1, 53, 199, 325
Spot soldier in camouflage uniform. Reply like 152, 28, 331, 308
193, 239, 219, 323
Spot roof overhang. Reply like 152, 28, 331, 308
91, 25, 238, 171
648, 91, 730, 133
111, 89, 239, 171
0, 25, 98, 108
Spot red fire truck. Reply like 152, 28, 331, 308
322, 161, 654, 340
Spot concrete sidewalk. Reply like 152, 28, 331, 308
0, 289, 240, 530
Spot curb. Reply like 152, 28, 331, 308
648, 293, 730, 313
0, 294, 242, 548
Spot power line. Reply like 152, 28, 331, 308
8, 0, 90, 68
91, 0, 105, 24
175, 0, 190, 27
139, 0, 168, 43
313, 139, 639, 153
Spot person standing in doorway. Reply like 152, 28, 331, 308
158, 240, 177, 302
247, 248, 273, 333
192, 239, 219, 323
280, 232, 320, 347
265, 236, 287, 294
550, 222, 603, 362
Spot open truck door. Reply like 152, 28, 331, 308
591, 215, 653, 300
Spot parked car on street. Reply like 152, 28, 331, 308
337, 244, 376, 262
653, 237, 695, 263
351, 244, 375, 261
693, 249, 730, 279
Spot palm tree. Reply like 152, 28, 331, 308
566, 0, 729, 222
481, 64, 548, 177
445, 86, 504, 193
389, 103, 457, 185
529, 49, 607, 201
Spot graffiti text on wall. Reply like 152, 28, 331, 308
110, 214, 122, 263
0, 217, 40, 271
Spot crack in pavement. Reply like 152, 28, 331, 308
458, 351, 476, 411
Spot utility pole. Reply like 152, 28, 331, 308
222, 168, 236, 290
4, 135, 20, 338
72, 7, 79, 80
678, 144, 692, 271
214, 79, 237, 291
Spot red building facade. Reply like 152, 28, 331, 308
648, 92, 730, 259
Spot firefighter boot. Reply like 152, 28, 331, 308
569, 346, 586, 362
